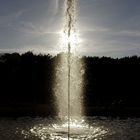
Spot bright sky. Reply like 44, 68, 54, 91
0, 0, 140, 57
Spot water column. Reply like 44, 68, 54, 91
66, 0, 74, 138
54, 0, 84, 120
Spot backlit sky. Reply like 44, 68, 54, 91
0, 0, 140, 57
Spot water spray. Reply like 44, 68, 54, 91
67, 42, 71, 139
55, 0, 83, 138
64, 0, 75, 139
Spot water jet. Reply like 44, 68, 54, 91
54, 0, 84, 138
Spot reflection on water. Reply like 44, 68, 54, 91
0, 117, 140, 140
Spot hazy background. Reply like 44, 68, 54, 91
0, 0, 140, 57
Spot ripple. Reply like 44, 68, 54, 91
25, 118, 109, 140
0, 117, 140, 140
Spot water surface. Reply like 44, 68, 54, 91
0, 117, 140, 140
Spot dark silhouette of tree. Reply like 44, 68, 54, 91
83, 55, 140, 116
0, 52, 56, 116
0, 52, 140, 117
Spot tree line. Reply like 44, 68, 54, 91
0, 52, 140, 116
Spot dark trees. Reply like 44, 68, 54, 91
0, 52, 140, 116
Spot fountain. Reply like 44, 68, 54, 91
54, 0, 85, 138
1, 1, 139, 140
54, 0, 84, 119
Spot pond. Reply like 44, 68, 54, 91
0, 117, 140, 140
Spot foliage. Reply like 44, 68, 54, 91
0, 52, 140, 116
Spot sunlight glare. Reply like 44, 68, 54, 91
59, 31, 81, 52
